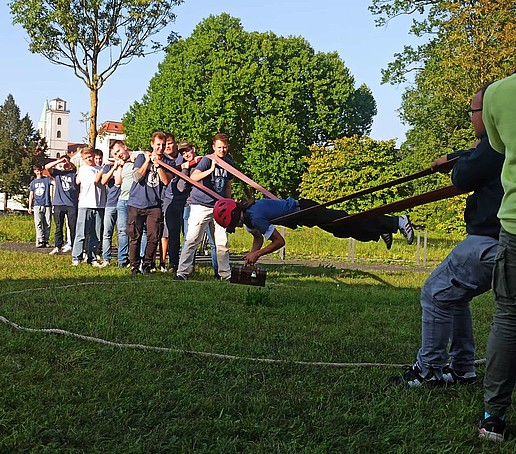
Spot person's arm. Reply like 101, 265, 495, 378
45, 157, 66, 174
243, 228, 285, 266
133, 152, 152, 182
114, 161, 124, 186
190, 158, 217, 182
28, 191, 34, 215
101, 163, 118, 185
95, 166, 104, 185
151, 154, 172, 185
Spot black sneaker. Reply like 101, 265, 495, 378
442, 366, 477, 384
479, 416, 506, 442
176, 274, 186, 281
131, 267, 140, 276
392, 363, 445, 387
381, 233, 393, 250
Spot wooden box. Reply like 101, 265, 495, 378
230, 266, 267, 287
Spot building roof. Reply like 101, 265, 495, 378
39, 99, 49, 123
99, 121, 124, 134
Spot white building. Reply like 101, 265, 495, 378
38, 98, 70, 158
95, 121, 126, 163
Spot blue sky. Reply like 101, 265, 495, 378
0, 1, 420, 145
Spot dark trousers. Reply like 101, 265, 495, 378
128, 205, 162, 269
165, 198, 186, 269
294, 199, 398, 242
53, 205, 77, 248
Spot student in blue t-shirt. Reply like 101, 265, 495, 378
176, 133, 234, 281
45, 156, 78, 254
127, 131, 173, 275
213, 197, 415, 266
28, 165, 53, 248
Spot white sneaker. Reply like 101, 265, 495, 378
72, 260, 80, 266
49, 247, 60, 255
99, 261, 110, 268
61, 244, 72, 253
398, 215, 415, 245
91, 261, 102, 267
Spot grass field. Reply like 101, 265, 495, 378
0, 231, 513, 452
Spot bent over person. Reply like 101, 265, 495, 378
213, 197, 414, 266
392, 85, 504, 389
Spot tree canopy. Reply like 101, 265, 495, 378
370, 0, 516, 170
123, 13, 377, 198
0, 95, 45, 208
9, 0, 183, 147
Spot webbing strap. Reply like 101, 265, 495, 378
208, 154, 280, 200
330, 185, 465, 225
155, 158, 222, 201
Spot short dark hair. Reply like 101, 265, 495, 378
213, 133, 229, 145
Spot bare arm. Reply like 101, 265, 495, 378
190, 158, 217, 182
243, 228, 285, 266
28, 191, 34, 214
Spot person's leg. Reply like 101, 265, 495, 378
143, 207, 161, 271
53, 205, 66, 249
116, 200, 129, 267
43, 206, 52, 244
102, 206, 117, 263
484, 228, 516, 417
161, 198, 171, 268
128, 205, 144, 270
417, 236, 498, 378
213, 217, 230, 280
33, 206, 45, 246
72, 208, 87, 262
167, 199, 185, 270
66, 205, 77, 248
206, 222, 219, 276
177, 205, 212, 278
85, 209, 100, 264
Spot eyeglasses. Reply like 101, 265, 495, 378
468, 108, 482, 118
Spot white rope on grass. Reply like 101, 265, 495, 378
0, 282, 487, 369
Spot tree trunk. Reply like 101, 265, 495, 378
3, 193, 8, 211
88, 88, 99, 148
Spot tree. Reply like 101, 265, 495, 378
299, 136, 405, 214
370, 0, 516, 168
123, 14, 376, 198
9, 0, 184, 147
0, 94, 46, 210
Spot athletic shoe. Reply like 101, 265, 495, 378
49, 247, 61, 255
36, 244, 46, 248
176, 274, 187, 281
71, 260, 80, 266
392, 363, 445, 387
442, 366, 477, 384
159, 265, 167, 273
98, 261, 110, 268
479, 416, 506, 442
399, 215, 414, 245
61, 244, 72, 253
131, 267, 140, 276
381, 233, 393, 250
91, 260, 102, 268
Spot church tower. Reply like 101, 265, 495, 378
38, 97, 70, 158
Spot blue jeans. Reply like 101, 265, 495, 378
72, 208, 103, 263
183, 204, 218, 273
416, 235, 498, 378
484, 228, 516, 417
102, 206, 117, 262
116, 199, 129, 267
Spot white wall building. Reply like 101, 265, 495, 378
95, 121, 126, 163
38, 98, 70, 158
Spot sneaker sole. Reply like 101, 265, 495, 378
479, 429, 504, 442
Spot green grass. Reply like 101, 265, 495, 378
0, 249, 512, 452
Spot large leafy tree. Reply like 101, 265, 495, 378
0, 95, 46, 209
9, 0, 183, 147
123, 14, 376, 198
370, 0, 516, 169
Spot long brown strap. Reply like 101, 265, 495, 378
271, 157, 459, 224
330, 185, 465, 226
208, 154, 280, 200
155, 158, 223, 201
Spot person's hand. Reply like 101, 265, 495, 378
28, 207, 32, 215
144, 151, 152, 163
431, 156, 455, 173
210, 157, 217, 172
243, 251, 260, 266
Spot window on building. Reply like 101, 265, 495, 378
57, 118, 61, 125
57, 131, 61, 138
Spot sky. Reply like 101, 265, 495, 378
0, 1, 420, 146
